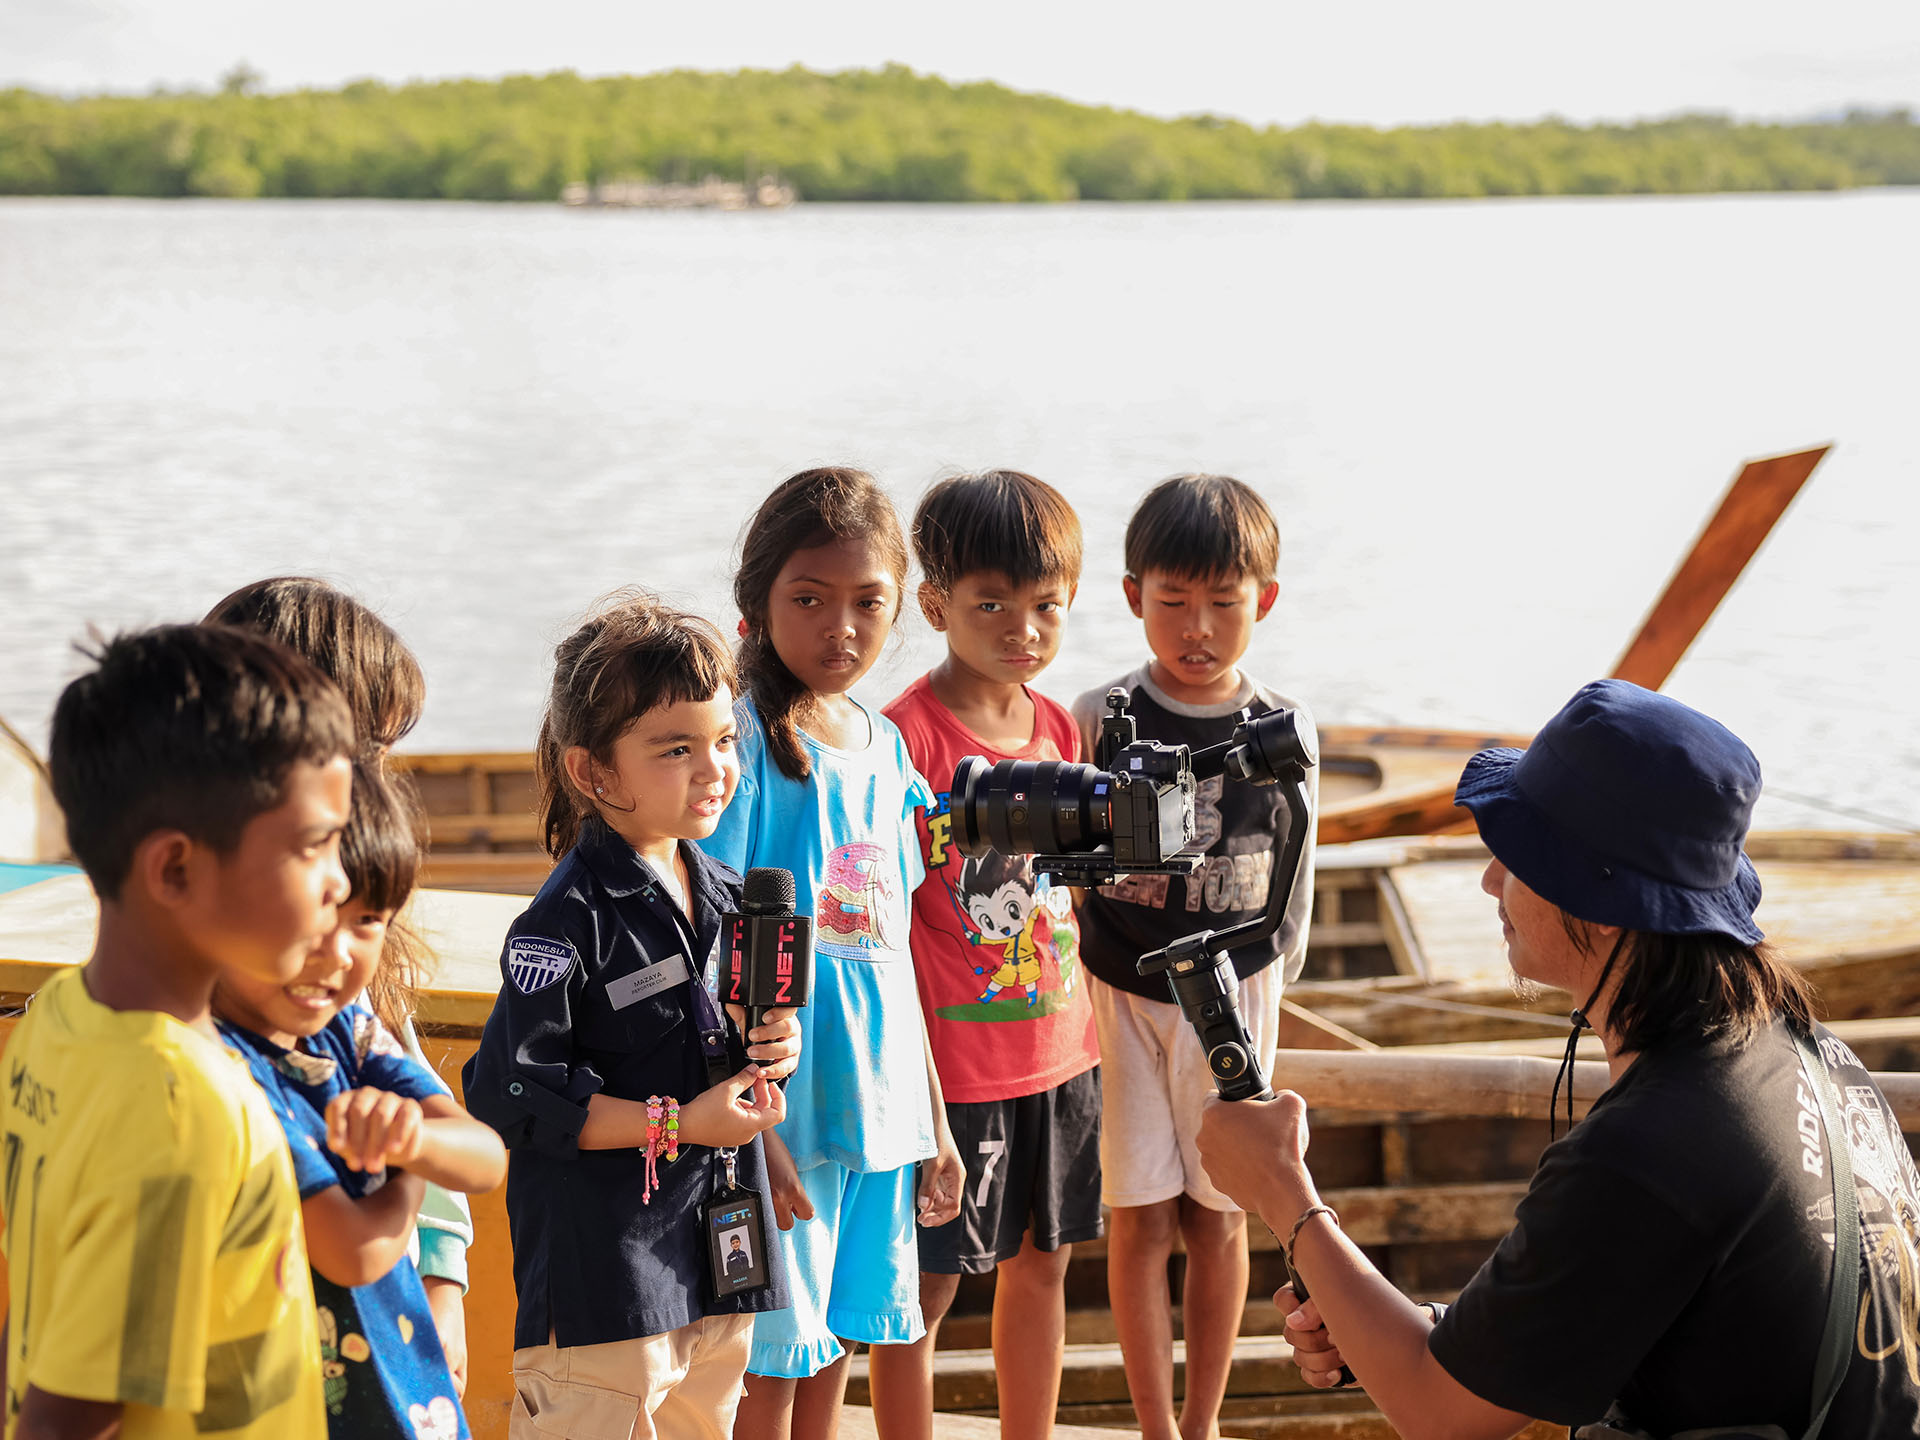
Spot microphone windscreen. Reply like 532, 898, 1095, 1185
742, 867, 796, 914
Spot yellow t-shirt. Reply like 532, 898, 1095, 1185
0, 966, 325, 1440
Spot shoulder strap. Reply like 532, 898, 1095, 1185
1792, 1026, 1859, 1440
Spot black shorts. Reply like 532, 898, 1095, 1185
917, 1066, 1104, 1275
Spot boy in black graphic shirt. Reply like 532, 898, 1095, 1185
1072, 474, 1318, 1440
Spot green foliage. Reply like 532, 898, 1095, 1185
0, 69, 1915, 203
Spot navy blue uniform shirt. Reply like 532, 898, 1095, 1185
462, 819, 789, 1348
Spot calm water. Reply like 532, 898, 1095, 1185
2, 192, 1916, 834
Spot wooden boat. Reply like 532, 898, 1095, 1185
388, 724, 1536, 895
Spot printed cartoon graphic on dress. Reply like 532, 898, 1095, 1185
817, 841, 904, 961
925, 789, 1080, 1021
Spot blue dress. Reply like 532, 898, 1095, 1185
222, 1007, 469, 1440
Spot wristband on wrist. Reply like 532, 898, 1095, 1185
1284, 1203, 1340, 1273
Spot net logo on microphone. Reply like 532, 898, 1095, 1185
723, 868, 814, 1027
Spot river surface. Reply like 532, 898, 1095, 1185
2, 191, 1916, 834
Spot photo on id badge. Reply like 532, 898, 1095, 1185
706, 1191, 769, 1296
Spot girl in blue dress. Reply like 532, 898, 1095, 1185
699, 467, 965, 1440
215, 759, 506, 1440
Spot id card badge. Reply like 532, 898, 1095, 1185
704, 1180, 771, 1299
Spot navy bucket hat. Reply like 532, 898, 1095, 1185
1453, 679, 1764, 945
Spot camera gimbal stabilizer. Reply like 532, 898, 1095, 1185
1132, 704, 1316, 1103
952, 687, 1319, 1102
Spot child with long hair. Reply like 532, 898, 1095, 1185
699, 467, 965, 1440
206, 576, 476, 1388
462, 590, 802, 1440
214, 757, 507, 1440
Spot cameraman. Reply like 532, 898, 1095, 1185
1197, 680, 1920, 1438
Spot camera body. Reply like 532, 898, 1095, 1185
951, 688, 1203, 888
951, 688, 1318, 1102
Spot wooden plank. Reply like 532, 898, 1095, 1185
422, 812, 544, 845
1275, 998, 1379, 1053
1373, 872, 1427, 981
390, 751, 538, 775
1611, 444, 1830, 690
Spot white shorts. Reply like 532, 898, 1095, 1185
1087, 966, 1280, 1212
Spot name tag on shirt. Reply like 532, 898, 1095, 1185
606, 952, 691, 1010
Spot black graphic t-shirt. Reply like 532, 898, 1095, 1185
1431, 1020, 1920, 1436
1071, 665, 1319, 1001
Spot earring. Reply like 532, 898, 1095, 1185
595, 785, 604, 795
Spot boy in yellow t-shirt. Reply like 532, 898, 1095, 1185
0, 625, 355, 1440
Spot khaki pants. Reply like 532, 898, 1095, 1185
509, 1315, 755, 1440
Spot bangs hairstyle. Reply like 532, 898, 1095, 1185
340, 756, 423, 915
537, 589, 736, 858
1124, 473, 1280, 585
912, 470, 1083, 595
49, 624, 354, 900
735, 467, 909, 784
206, 577, 426, 754
337, 757, 432, 1036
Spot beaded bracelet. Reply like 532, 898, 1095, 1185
640, 1095, 681, 1205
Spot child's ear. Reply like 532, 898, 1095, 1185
1254, 579, 1280, 621
1122, 575, 1145, 619
1065, 582, 1079, 610
917, 581, 948, 632
561, 746, 603, 806
132, 830, 200, 913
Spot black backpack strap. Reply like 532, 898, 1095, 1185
1792, 1027, 1859, 1440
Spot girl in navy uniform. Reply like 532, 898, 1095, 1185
464, 590, 801, 1440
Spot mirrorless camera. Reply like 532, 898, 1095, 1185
951, 688, 1318, 1102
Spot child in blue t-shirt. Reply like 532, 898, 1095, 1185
699, 467, 965, 1440
215, 759, 507, 1440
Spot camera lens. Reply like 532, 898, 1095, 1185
952, 758, 1113, 858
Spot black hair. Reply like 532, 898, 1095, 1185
959, 848, 1029, 895
912, 470, 1083, 594
1604, 927, 1819, 1054
49, 624, 355, 901
536, 588, 737, 858
338, 755, 430, 1035
1124, 473, 1280, 585
734, 467, 909, 783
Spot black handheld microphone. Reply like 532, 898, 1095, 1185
722, 868, 814, 1043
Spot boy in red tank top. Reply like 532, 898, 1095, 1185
874, 470, 1101, 1440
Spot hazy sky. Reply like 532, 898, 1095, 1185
5, 0, 1918, 126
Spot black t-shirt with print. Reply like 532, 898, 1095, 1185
1430, 1020, 1920, 1437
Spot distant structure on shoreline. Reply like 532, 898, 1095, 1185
561, 175, 797, 210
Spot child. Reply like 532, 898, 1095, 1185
1072, 474, 1319, 1440
698, 467, 965, 1440
873, 470, 1102, 1440
462, 591, 801, 1440
213, 757, 505, 1440
206, 576, 476, 1387
2, 624, 353, 1440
